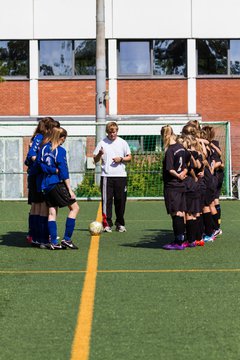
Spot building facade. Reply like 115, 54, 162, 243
0, 0, 240, 173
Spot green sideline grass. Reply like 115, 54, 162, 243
0, 200, 240, 360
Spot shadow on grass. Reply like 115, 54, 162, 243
121, 229, 174, 249
0, 231, 29, 248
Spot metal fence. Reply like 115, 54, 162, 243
0, 120, 232, 200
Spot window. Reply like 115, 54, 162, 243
230, 40, 240, 75
197, 39, 240, 76
0, 40, 29, 77
153, 40, 186, 76
118, 40, 186, 77
39, 40, 97, 77
197, 40, 228, 75
118, 41, 151, 75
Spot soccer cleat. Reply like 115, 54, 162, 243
182, 241, 197, 248
195, 239, 205, 246
47, 243, 63, 250
61, 239, 78, 250
103, 226, 112, 233
162, 242, 185, 250
26, 235, 33, 244
39, 243, 49, 249
116, 225, 127, 232
203, 234, 215, 243
31, 240, 40, 247
213, 228, 222, 237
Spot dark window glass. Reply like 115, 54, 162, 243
119, 41, 151, 75
230, 40, 240, 75
153, 40, 186, 75
198, 40, 228, 75
40, 40, 72, 76
0, 40, 29, 76
74, 40, 96, 75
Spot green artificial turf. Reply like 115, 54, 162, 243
0, 200, 240, 360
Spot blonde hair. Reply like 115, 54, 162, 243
106, 121, 118, 133
47, 127, 67, 150
161, 125, 175, 150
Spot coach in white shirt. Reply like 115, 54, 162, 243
93, 121, 131, 233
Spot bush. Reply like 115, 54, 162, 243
74, 171, 101, 197
74, 152, 164, 198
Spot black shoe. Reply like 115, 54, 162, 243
31, 240, 40, 247
61, 239, 78, 250
47, 242, 63, 250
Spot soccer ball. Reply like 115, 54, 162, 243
89, 221, 103, 235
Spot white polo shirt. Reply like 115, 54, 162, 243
93, 136, 131, 177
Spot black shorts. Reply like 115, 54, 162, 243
164, 187, 186, 214
43, 182, 76, 208
28, 175, 44, 205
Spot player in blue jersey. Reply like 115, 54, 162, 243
25, 117, 60, 247
39, 127, 79, 250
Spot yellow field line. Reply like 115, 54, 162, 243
2, 268, 240, 275
70, 202, 102, 360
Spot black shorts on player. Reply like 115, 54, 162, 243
28, 175, 44, 204
43, 182, 76, 208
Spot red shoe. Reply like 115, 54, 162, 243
195, 239, 205, 246
26, 235, 33, 244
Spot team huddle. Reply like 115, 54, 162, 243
161, 120, 224, 250
25, 117, 223, 251
25, 117, 79, 250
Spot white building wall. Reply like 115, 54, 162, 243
192, 0, 240, 38
0, 0, 34, 39
111, 0, 192, 38
33, 0, 96, 39
1, 0, 240, 40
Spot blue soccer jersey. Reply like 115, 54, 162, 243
39, 142, 69, 192
25, 133, 43, 175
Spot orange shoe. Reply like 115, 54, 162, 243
195, 239, 205, 246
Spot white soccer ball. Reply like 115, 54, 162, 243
89, 221, 103, 235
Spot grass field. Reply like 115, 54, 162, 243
1, 200, 240, 360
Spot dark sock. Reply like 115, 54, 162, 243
212, 213, 219, 230
172, 216, 185, 244
203, 212, 214, 236
186, 219, 197, 243
215, 204, 221, 227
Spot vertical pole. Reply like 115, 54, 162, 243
95, 0, 106, 185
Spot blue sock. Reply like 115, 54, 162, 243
29, 214, 34, 237
48, 221, 58, 244
39, 216, 45, 244
39, 216, 49, 244
32, 215, 40, 242
64, 218, 75, 242
43, 216, 49, 243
